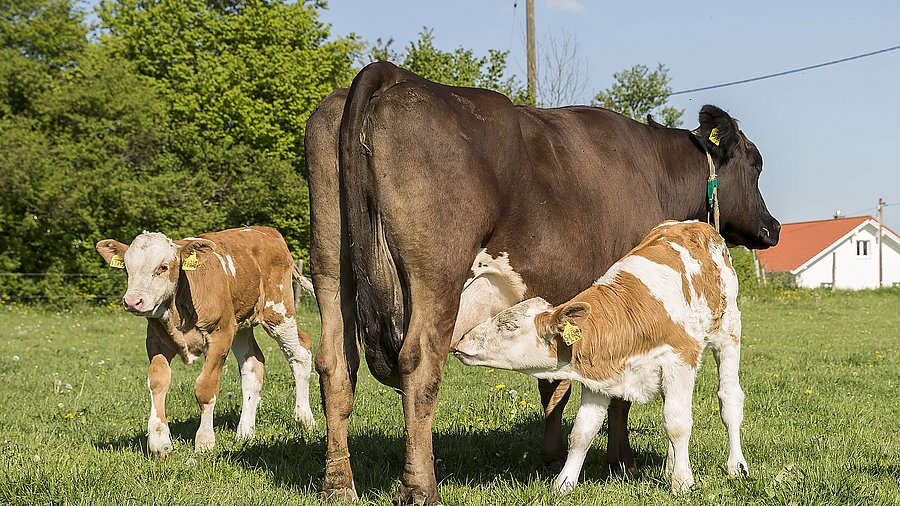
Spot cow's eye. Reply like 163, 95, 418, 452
499, 321, 517, 332
155, 265, 168, 276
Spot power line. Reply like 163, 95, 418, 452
671, 44, 900, 96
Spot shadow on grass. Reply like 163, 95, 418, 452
92, 408, 666, 498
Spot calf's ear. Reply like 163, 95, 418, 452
96, 240, 129, 267
697, 104, 739, 162
174, 239, 216, 270
555, 302, 591, 327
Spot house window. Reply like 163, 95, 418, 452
856, 240, 870, 257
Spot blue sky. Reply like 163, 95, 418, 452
318, 0, 900, 231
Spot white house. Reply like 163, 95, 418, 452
756, 216, 900, 290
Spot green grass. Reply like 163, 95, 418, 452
1, 290, 898, 505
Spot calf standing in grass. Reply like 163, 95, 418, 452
96, 226, 316, 455
453, 221, 747, 493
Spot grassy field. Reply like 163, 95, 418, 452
1, 289, 898, 505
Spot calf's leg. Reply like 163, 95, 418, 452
146, 339, 176, 457
661, 362, 696, 494
231, 327, 265, 439
262, 300, 316, 429
555, 388, 611, 494
194, 327, 233, 452
712, 341, 748, 476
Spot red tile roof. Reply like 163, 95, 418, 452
756, 216, 871, 273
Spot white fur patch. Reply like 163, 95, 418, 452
213, 253, 227, 273
240, 228, 252, 232
225, 254, 236, 278
265, 300, 287, 317
465, 250, 527, 299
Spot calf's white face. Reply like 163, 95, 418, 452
96, 232, 198, 318
454, 297, 560, 372
119, 233, 179, 317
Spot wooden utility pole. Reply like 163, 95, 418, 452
878, 197, 884, 288
526, 0, 536, 100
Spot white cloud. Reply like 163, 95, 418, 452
546, 0, 585, 13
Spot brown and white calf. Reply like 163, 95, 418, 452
454, 221, 747, 493
96, 226, 316, 455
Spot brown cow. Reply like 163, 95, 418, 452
307, 62, 779, 503
96, 226, 315, 455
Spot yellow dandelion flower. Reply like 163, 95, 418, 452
63, 412, 75, 420
495, 384, 505, 390
519, 400, 526, 406
804, 389, 813, 395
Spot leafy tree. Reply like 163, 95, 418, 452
594, 63, 683, 127
366, 28, 533, 105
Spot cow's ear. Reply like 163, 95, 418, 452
175, 239, 216, 271
697, 105, 739, 162
96, 239, 129, 268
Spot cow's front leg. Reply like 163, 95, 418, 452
194, 327, 233, 452
538, 378, 572, 469
555, 389, 610, 494
606, 397, 637, 473
394, 314, 453, 505
231, 327, 265, 439
146, 331, 176, 457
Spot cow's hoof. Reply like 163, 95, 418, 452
194, 432, 215, 453
553, 477, 578, 495
393, 483, 440, 505
148, 439, 173, 457
320, 486, 358, 502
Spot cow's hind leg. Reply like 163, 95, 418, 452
261, 297, 315, 430
538, 379, 571, 469
555, 388, 610, 494
712, 339, 748, 477
231, 327, 265, 439
394, 294, 457, 505
606, 398, 637, 473
314, 274, 360, 501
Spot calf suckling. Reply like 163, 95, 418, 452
453, 221, 748, 494
96, 226, 316, 456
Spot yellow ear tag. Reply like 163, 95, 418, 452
182, 251, 199, 271
708, 127, 721, 146
109, 254, 125, 269
561, 321, 582, 346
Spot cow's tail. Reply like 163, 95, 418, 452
339, 61, 408, 380
291, 264, 316, 298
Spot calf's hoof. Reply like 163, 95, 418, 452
235, 423, 256, 440
670, 473, 695, 495
393, 483, 440, 505
553, 476, 578, 495
727, 458, 749, 477
322, 459, 357, 502
148, 425, 173, 457
294, 407, 317, 430
194, 432, 215, 453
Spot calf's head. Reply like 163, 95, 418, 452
453, 297, 591, 374
96, 232, 214, 318
695, 105, 780, 249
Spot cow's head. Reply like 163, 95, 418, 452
454, 297, 588, 374
96, 232, 214, 318
695, 105, 780, 249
